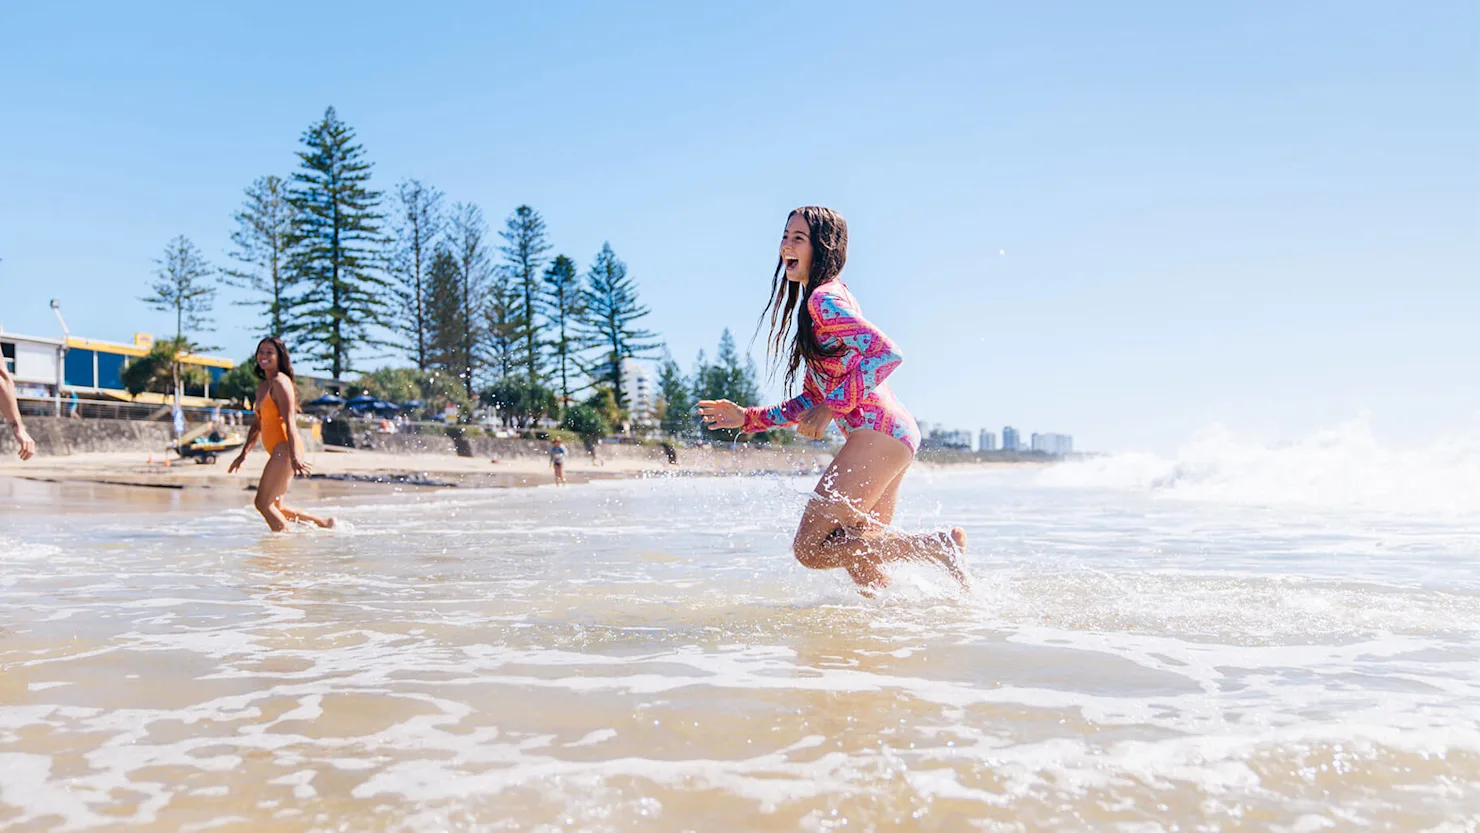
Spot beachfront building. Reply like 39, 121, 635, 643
1002, 426, 1020, 452
1, 329, 65, 400
1031, 432, 1074, 455
620, 357, 656, 428
0, 327, 235, 408
978, 430, 997, 452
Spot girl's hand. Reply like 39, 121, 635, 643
11, 424, 35, 461
291, 452, 312, 477
697, 399, 743, 430
227, 452, 246, 474
796, 405, 834, 440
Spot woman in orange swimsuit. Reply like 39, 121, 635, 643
228, 337, 334, 532
699, 207, 969, 592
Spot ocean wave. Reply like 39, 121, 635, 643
1037, 415, 1480, 514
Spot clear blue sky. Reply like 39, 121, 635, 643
2, 2, 1475, 452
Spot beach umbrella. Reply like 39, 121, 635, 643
345, 394, 378, 411
401, 399, 424, 410
371, 400, 399, 413
304, 394, 345, 410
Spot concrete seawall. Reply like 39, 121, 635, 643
1, 416, 830, 474
0, 416, 320, 457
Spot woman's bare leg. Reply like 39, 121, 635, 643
277, 500, 335, 529
792, 430, 971, 590
870, 469, 905, 525
254, 447, 295, 532
856, 463, 971, 589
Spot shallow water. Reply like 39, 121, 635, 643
2, 464, 1478, 831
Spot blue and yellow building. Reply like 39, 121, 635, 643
1, 329, 236, 405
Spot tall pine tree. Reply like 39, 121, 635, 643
447, 202, 492, 396
579, 242, 657, 409
656, 347, 695, 438
694, 329, 761, 441
424, 245, 464, 376
542, 254, 587, 412
221, 175, 293, 338
144, 235, 216, 342
285, 106, 387, 380
140, 236, 215, 416
388, 178, 445, 370
498, 205, 551, 382
480, 271, 523, 385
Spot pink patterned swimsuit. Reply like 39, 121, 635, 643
742, 280, 921, 454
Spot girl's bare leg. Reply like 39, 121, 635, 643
277, 500, 335, 529
838, 469, 905, 589
849, 460, 971, 588
254, 447, 295, 532
792, 430, 971, 590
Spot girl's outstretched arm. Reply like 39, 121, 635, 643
810, 289, 903, 414
741, 386, 820, 434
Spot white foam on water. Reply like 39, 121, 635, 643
1037, 415, 1480, 515
0, 538, 63, 563
3, 470, 1479, 827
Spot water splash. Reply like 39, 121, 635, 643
1037, 415, 1480, 514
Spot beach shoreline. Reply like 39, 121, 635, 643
0, 443, 1044, 495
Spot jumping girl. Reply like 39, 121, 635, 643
228, 337, 335, 532
699, 207, 970, 592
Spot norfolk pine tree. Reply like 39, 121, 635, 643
499, 205, 552, 383
424, 246, 466, 377
481, 268, 523, 384
143, 235, 216, 342
221, 175, 294, 339
389, 178, 445, 370
140, 235, 215, 416
542, 254, 587, 413
579, 242, 657, 409
694, 329, 760, 442
656, 347, 695, 438
447, 202, 493, 396
285, 106, 388, 380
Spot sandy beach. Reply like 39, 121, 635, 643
0, 441, 849, 493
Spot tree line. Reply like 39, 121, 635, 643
138, 106, 674, 434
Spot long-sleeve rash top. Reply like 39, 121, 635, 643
742, 280, 920, 453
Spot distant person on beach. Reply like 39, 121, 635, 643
227, 337, 335, 532
0, 363, 36, 460
550, 437, 567, 485
698, 206, 970, 593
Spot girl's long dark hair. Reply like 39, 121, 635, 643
252, 337, 296, 383
757, 206, 848, 391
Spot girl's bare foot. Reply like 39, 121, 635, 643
319, 517, 337, 530
935, 528, 973, 591
847, 559, 889, 595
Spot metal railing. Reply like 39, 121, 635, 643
17, 395, 253, 425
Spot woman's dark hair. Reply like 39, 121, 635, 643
252, 337, 296, 382
758, 206, 848, 390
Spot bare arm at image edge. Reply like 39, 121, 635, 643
0, 365, 36, 461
